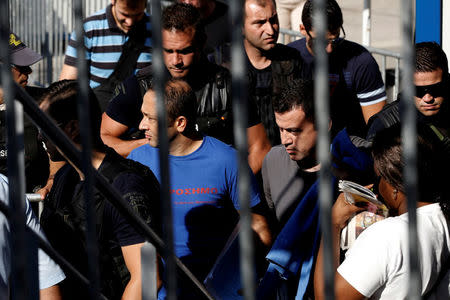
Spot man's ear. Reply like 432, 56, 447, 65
175, 116, 188, 133
63, 120, 80, 141
300, 24, 307, 36
328, 119, 332, 132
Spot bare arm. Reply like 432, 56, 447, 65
247, 123, 271, 174
101, 113, 147, 157
121, 243, 144, 300
59, 64, 78, 80
251, 212, 273, 248
37, 160, 66, 200
314, 194, 365, 300
361, 100, 386, 124
39, 284, 62, 300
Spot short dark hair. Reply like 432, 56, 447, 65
40, 80, 104, 149
162, 3, 206, 47
415, 42, 449, 75
302, 0, 343, 33
243, 0, 277, 20
272, 78, 315, 123
164, 79, 198, 132
372, 124, 450, 218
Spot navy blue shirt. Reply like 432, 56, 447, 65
289, 38, 387, 137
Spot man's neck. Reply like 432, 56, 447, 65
296, 155, 320, 173
244, 40, 272, 70
169, 132, 203, 156
72, 150, 107, 180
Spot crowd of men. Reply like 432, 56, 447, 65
0, 0, 449, 299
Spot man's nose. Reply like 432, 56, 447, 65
264, 22, 275, 36
280, 131, 292, 145
172, 53, 183, 66
422, 93, 434, 103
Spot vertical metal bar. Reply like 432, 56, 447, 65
313, 0, 334, 299
400, 0, 420, 299
381, 55, 386, 87
150, 1, 177, 299
230, 0, 255, 299
141, 242, 158, 300
394, 58, 400, 99
362, 0, 371, 46
0, 2, 29, 299
73, 0, 101, 299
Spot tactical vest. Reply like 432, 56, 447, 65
40, 150, 160, 300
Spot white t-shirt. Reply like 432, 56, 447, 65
338, 203, 450, 299
0, 174, 65, 298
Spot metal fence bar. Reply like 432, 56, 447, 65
149, 1, 178, 299
0, 3, 32, 299
141, 242, 158, 300
230, 0, 255, 299
395, 58, 400, 100
381, 55, 386, 86
73, 0, 101, 299
400, 0, 421, 299
362, 0, 371, 46
313, 0, 334, 299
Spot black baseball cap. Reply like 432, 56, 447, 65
9, 32, 42, 67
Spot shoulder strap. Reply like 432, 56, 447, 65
106, 20, 149, 86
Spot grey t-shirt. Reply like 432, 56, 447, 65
262, 145, 318, 230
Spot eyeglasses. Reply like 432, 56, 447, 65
306, 26, 346, 48
415, 80, 446, 98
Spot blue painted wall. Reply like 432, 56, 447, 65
415, 0, 441, 44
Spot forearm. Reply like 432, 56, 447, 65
101, 134, 147, 157
40, 284, 62, 300
314, 225, 341, 300
122, 276, 142, 300
37, 160, 66, 199
251, 213, 273, 248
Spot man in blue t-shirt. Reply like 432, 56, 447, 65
128, 78, 273, 299
288, 0, 386, 137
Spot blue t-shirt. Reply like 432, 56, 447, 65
128, 136, 261, 261
289, 38, 387, 137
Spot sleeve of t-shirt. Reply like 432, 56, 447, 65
64, 25, 92, 66
103, 172, 154, 247
24, 194, 66, 289
337, 220, 400, 297
261, 154, 273, 210
227, 150, 261, 210
352, 51, 387, 107
105, 74, 143, 129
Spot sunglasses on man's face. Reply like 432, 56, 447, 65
415, 80, 446, 98
11, 64, 32, 74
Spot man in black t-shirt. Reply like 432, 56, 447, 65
38, 80, 161, 299
242, 0, 304, 146
101, 3, 271, 174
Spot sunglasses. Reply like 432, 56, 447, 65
306, 26, 346, 49
415, 80, 446, 98
11, 64, 32, 74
